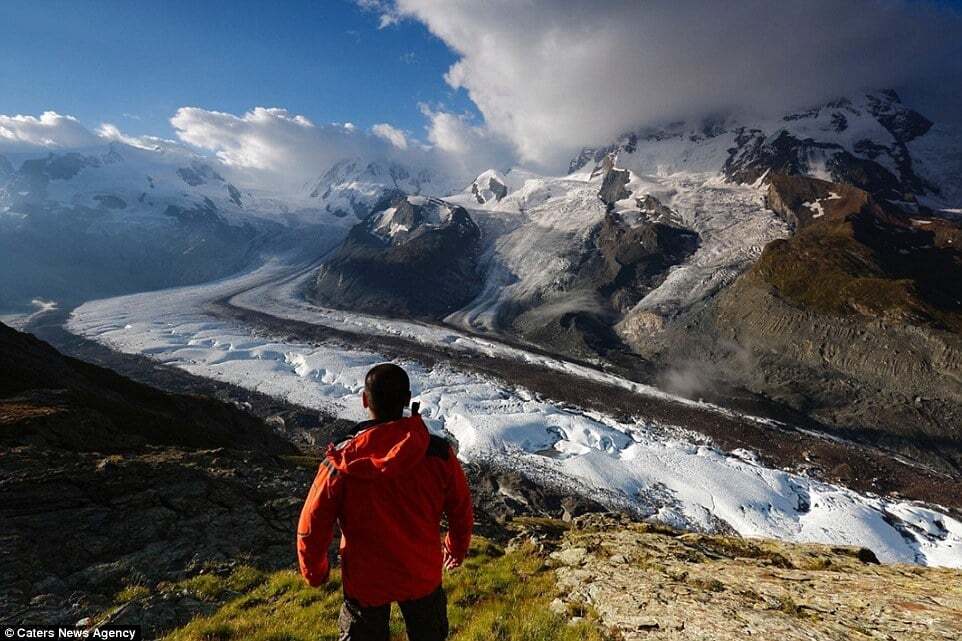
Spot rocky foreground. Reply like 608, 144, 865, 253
545, 515, 962, 640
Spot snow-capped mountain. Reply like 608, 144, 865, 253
303, 92, 962, 353
308, 194, 483, 318
5, 91, 960, 450
0, 143, 353, 310
0, 143, 347, 226
569, 91, 959, 210
304, 157, 462, 220
470, 169, 508, 204
297, 91, 962, 465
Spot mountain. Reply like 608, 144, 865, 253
308, 195, 483, 318
298, 92, 962, 471
304, 157, 460, 220
570, 91, 956, 209
642, 174, 962, 472
0, 321, 296, 453
0, 143, 352, 310
5, 91, 959, 472
581, 94, 962, 471
470, 169, 509, 204
0, 321, 304, 630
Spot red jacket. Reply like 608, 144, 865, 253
297, 415, 473, 606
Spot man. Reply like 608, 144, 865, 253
297, 363, 473, 641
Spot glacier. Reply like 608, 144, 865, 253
67, 261, 962, 568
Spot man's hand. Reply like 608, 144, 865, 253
442, 543, 462, 570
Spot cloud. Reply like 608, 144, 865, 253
356, 0, 401, 28
0, 111, 186, 157
420, 105, 513, 171
169, 105, 497, 189
96, 123, 179, 152
385, 0, 962, 169
0, 105, 507, 192
171, 107, 316, 169
0, 111, 100, 150
169, 106, 401, 187
371, 123, 409, 149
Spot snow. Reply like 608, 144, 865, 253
803, 200, 825, 218
0, 298, 58, 329
0, 143, 345, 227
625, 174, 788, 318
67, 265, 962, 568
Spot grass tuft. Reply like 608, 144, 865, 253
163, 538, 605, 641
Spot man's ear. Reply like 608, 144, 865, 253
362, 390, 369, 409
403, 391, 412, 408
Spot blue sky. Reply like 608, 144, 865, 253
0, 0, 475, 139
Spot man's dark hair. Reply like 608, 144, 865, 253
364, 363, 411, 419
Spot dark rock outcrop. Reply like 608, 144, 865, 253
466, 462, 606, 530
764, 173, 865, 229
0, 323, 305, 633
309, 197, 483, 318
724, 93, 936, 200
163, 197, 224, 226
0, 322, 296, 454
598, 168, 631, 209
575, 212, 699, 314
177, 162, 224, 187
471, 172, 508, 204
93, 194, 127, 210
514, 211, 698, 359
227, 183, 243, 207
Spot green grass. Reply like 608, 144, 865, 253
115, 584, 151, 603
162, 538, 606, 641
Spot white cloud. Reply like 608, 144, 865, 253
168, 105, 492, 189
419, 105, 513, 172
0, 111, 100, 150
169, 106, 403, 188
0, 112, 186, 157
385, 0, 962, 170
356, 0, 401, 28
171, 107, 317, 170
371, 123, 409, 149
0, 105, 506, 192
96, 123, 179, 152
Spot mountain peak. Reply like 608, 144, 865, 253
470, 169, 508, 204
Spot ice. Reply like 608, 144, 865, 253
68, 265, 962, 568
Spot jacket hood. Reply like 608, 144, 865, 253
326, 415, 430, 480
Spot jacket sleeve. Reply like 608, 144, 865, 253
442, 449, 473, 564
297, 458, 343, 587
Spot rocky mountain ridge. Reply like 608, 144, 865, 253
569, 91, 948, 208
308, 195, 484, 318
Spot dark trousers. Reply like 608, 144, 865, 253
338, 585, 448, 641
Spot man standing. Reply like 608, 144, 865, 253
297, 363, 473, 641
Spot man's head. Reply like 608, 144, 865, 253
362, 363, 411, 420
